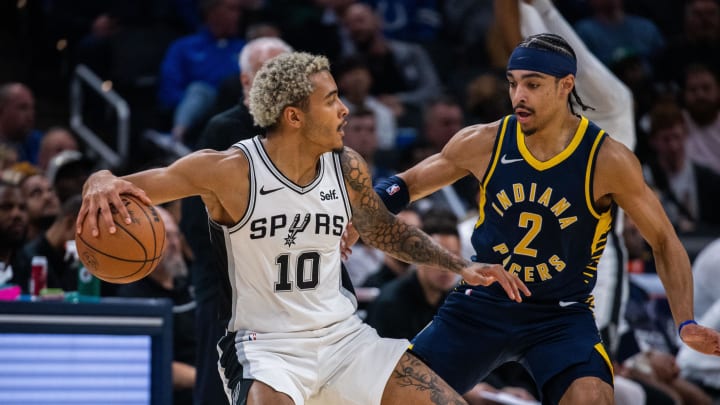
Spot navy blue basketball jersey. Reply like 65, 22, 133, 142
471, 115, 615, 305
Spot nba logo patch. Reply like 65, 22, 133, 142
386, 184, 400, 195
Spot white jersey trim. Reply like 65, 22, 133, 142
206, 141, 256, 233
251, 137, 325, 194
331, 152, 353, 220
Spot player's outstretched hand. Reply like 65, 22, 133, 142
340, 221, 360, 260
461, 263, 531, 303
681, 323, 720, 356
77, 170, 152, 237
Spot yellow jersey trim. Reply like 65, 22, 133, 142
517, 116, 589, 171
584, 129, 606, 219
594, 342, 615, 381
476, 116, 511, 228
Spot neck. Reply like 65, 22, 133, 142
522, 112, 580, 161
263, 133, 325, 186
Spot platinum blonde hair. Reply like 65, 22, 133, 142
249, 52, 330, 128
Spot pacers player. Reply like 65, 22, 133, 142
76, 52, 529, 405
371, 33, 720, 404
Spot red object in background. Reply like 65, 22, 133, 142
30, 256, 48, 297
628, 259, 645, 274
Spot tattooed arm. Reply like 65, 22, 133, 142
340, 147, 530, 301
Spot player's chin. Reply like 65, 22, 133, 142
332, 138, 344, 154
520, 122, 537, 136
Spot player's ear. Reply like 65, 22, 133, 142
284, 106, 303, 128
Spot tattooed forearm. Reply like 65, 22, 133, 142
341, 148, 470, 274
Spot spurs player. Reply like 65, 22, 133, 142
77, 52, 529, 405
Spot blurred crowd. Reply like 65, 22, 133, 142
1, 0, 719, 404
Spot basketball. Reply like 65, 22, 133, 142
76, 195, 166, 284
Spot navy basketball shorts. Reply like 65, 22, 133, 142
409, 289, 613, 403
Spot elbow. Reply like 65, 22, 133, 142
649, 230, 685, 262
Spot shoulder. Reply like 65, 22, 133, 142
443, 119, 503, 161
339, 147, 366, 169
596, 135, 635, 165
179, 148, 250, 180
594, 135, 644, 192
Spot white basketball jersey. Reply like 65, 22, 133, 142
212, 137, 356, 333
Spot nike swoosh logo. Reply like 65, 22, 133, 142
559, 300, 578, 307
259, 186, 283, 195
500, 154, 523, 164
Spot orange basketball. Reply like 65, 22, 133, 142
76, 194, 166, 284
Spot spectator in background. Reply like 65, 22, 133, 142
0, 181, 29, 289
340, 2, 441, 127
363, 0, 442, 43
360, 206, 422, 289
441, 0, 495, 69
654, 0, 720, 87
689, 238, 720, 320
408, 96, 474, 216
623, 215, 656, 275
263, 0, 353, 65
677, 297, 720, 401
197, 37, 292, 151
364, 208, 460, 340
209, 24, 284, 122
643, 101, 720, 233
335, 55, 398, 151
574, 0, 665, 70
0, 83, 42, 164
18, 194, 81, 293
341, 107, 394, 183
0, 144, 18, 171
36, 127, 79, 173
117, 204, 197, 405
46, 150, 94, 204
421, 95, 465, 155
464, 71, 512, 125
682, 64, 720, 175
19, 170, 61, 241
609, 52, 663, 164
157, 0, 246, 144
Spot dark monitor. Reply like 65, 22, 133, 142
0, 298, 173, 405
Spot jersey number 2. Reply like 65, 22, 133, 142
274, 252, 320, 291
514, 212, 542, 258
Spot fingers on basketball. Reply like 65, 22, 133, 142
76, 195, 166, 284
